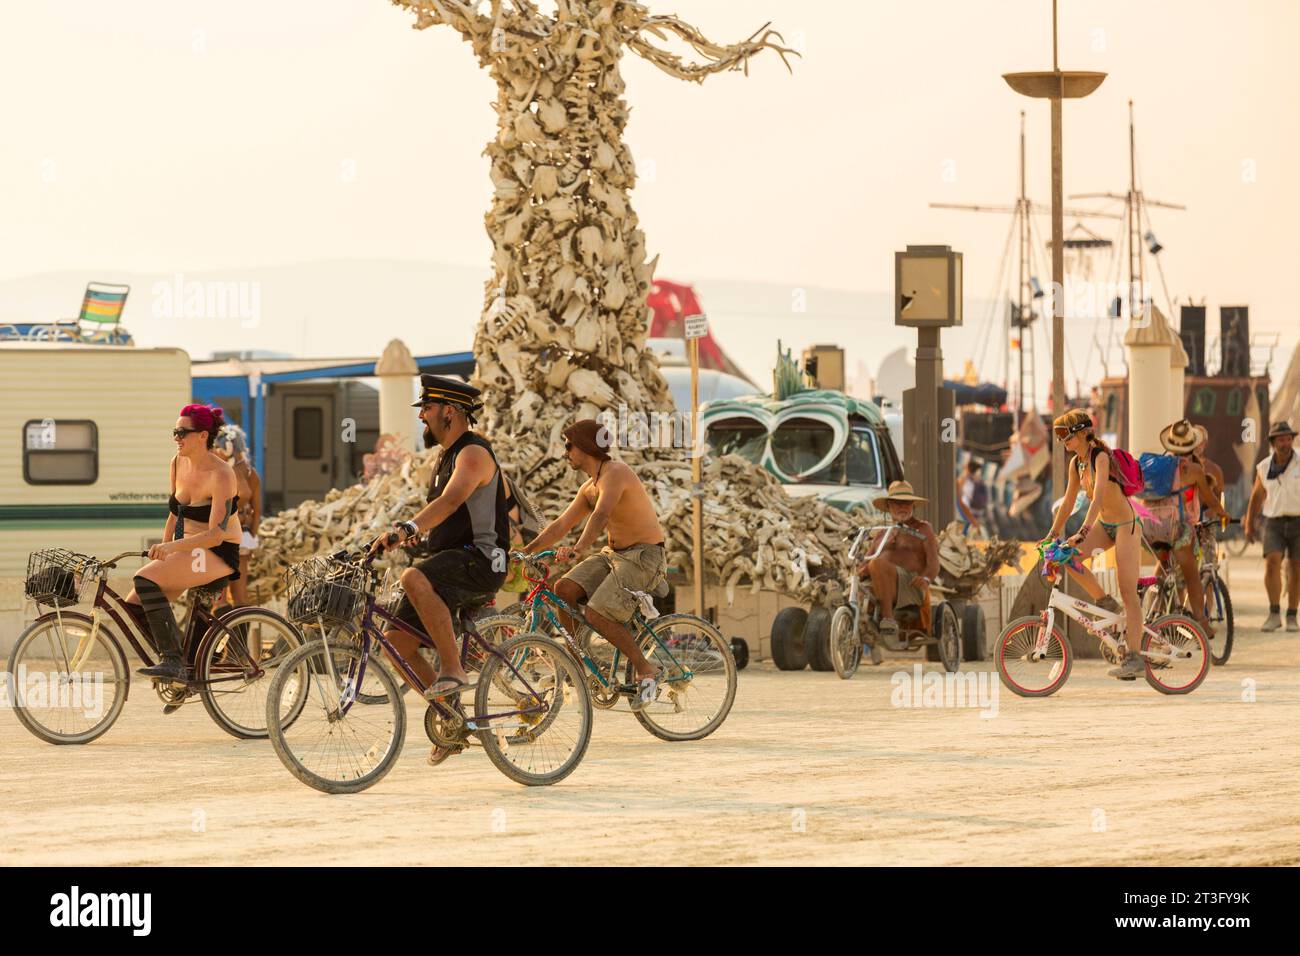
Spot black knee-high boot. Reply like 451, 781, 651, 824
135, 577, 185, 680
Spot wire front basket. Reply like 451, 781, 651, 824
25, 549, 99, 608
285, 556, 372, 626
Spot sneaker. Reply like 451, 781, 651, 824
1288, 614, 1299, 633
1262, 612, 1283, 632
1107, 656, 1144, 681
629, 672, 661, 712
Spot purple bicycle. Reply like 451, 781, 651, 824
263, 549, 592, 793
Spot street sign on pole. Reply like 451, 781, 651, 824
688, 327, 705, 618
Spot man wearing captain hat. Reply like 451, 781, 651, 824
368, 374, 511, 701
856, 480, 940, 660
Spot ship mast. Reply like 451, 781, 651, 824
931, 119, 1118, 427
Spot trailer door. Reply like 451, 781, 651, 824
283, 394, 335, 508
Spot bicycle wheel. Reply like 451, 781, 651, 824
1200, 571, 1233, 665
302, 620, 413, 705
829, 605, 861, 680
264, 639, 406, 794
197, 607, 309, 739
626, 613, 737, 742
996, 615, 1071, 698
7, 611, 130, 745
1143, 613, 1210, 695
474, 632, 591, 787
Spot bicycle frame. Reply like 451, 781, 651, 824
333, 592, 551, 730
511, 561, 694, 692
842, 524, 901, 635
31, 555, 265, 694
1037, 582, 1175, 662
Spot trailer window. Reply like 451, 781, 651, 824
23, 419, 98, 485
293, 407, 324, 459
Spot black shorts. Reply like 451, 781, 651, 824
210, 540, 241, 580
391, 547, 506, 628
1263, 515, 1300, 560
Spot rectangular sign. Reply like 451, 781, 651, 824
684, 314, 708, 339
26, 421, 57, 449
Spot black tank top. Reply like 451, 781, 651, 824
425, 432, 511, 560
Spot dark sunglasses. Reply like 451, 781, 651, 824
173, 427, 202, 439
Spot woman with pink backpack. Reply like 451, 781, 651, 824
1042, 409, 1147, 680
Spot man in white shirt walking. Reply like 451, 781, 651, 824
1244, 421, 1300, 631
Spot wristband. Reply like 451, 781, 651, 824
397, 520, 419, 539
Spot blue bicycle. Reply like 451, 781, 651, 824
477, 550, 737, 742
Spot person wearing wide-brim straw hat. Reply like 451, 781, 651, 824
1160, 418, 1202, 455
858, 480, 940, 656
872, 479, 928, 510
1150, 419, 1230, 641
1245, 419, 1300, 631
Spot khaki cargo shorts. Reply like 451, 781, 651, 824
563, 542, 667, 625
892, 565, 928, 611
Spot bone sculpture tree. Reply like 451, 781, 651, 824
390, 0, 794, 497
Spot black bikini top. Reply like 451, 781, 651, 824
169, 494, 239, 522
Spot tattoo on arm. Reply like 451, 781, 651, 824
218, 497, 235, 531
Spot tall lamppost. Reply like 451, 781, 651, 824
1003, 0, 1105, 497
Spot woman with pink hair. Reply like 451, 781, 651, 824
123, 403, 244, 682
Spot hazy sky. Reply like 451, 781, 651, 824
2, 0, 1297, 389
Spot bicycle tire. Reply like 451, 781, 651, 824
995, 615, 1071, 698
474, 632, 591, 786
828, 605, 861, 680
264, 639, 406, 794
7, 611, 130, 745
197, 607, 309, 739
627, 613, 737, 742
1201, 571, 1234, 665
1143, 613, 1210, 695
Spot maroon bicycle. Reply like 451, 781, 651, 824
8, 547, 307, 744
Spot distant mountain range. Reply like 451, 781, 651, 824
0, 258, 1027, 397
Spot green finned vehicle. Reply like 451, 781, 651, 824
699, 388, 906, 518
695, 348, 911, 673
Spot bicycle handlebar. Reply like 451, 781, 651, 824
101, 551, 150, 569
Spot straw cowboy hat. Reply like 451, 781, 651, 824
874, 479, 928, 511
1192, 423, 1209, 448
1160, 419, 1201, 455
1268, 420, 1297, 441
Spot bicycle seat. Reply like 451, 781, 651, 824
188, 578, 230, 604
1137, 575, 1159, 588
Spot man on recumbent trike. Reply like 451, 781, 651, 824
857, 480, 942, 659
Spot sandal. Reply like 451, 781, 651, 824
423, 675, 476, 701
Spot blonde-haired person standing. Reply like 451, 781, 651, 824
214, 425, 261, 607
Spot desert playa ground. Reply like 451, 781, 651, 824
2, 550, 1298, 867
